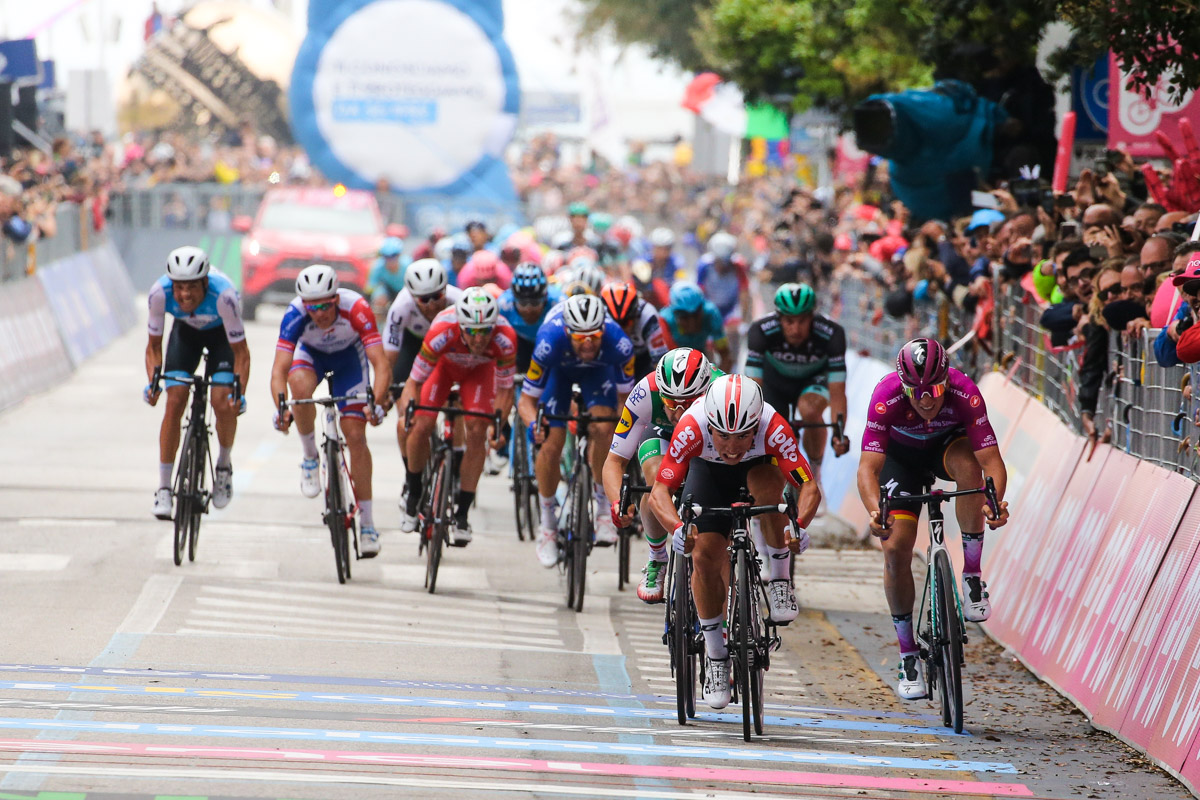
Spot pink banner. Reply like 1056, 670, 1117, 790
976, 373, 1028, 453
1109, 58, 1200, 158
1117, 492, 1200, 767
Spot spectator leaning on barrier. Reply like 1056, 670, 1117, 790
1154, 259, 1200, 368
1148, 234, 1192, 327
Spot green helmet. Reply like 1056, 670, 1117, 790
567, 202, 590, 218
591, 212, 613, 233
774, 282, 816, 316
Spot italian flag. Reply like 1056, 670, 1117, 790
681, 72, 790, 140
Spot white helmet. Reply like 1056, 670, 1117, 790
433, 236, 455, 263
655, 348, 713, 400
650, 227, 675, 248
455, 286, 498, 328
703, 374, 764, 435
296, 264, 339, 300
708, 231, 737, 260
562, 294, 606, 334
404, 258, 448, 296
569, 260, 605, 294
166, 245, 210, 281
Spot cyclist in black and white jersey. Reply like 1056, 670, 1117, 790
600, 282, 669, 381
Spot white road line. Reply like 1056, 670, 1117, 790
575, 596, 621, 656
118, 574, 182, 635
204, 582, 557, 616
172, 626, 577, 655
0, 554, 71, 571
16, 519, 117, 528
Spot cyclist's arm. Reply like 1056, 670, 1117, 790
145, 335, 163, 384
365, 344, 390, 410
493, 328, 518, 423
230, 340, 250, 395
830, 380, 848, 438
649, 415, 701, 531
764, 412, 820, 526
975, 445, 1008, 503
601, 452, 630, 517
217, 287, 249, 391
271, 311, 303, 406
269, 348, 293, 407
743, 322, 766, 383
856, 450, 887, 522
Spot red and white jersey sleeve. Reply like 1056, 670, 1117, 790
760, 408, 815, 488
656, 408, 706, 491
346, 293, 382, 348
410, 308, 459, 383
491, 322, 518, 389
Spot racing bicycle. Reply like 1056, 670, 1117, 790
616, 465, 649, 591
510, 376, 538, 542
878, 476, 999, 734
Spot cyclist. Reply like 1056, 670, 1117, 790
696, 231, 752, 351
856, 337, 1010, 701
745, 283, 851, 479
499, 262, 563, 374
603, 348, 720, 603
383, 258, 464, 467
457, 249, 513, 290
144, 246, 249, 519
271, 264, 391, 556
660, 282, 732, 369
553, 202, 601, 251
366, 236, 407, 316
646, 227, 684, 285
398, 288, 517, 545
600, 282, 668, 380
519, 294, 636, 566
648, 374, 821, 709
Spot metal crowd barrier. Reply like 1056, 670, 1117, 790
0, 202, 108, 283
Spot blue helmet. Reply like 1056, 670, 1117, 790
669, 282, 705, 314
511, 262, 548, 301
380, 237, 404, 258
450, 234, 471, 257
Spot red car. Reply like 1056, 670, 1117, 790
233, 186, 405, 320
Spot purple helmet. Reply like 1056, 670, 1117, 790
896, 338, 948, 387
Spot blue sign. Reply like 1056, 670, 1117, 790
38, 60, 55, 91
1072, 52, 1109, 140
0, 39, 42, 86
290, 0, 521, 216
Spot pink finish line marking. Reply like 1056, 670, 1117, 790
0, 738, 1034, 796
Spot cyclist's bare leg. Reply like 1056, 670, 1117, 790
880, 516, 920, 615
748, 464, 793, 582
459, 417, 490, 493
796, 392, 829, 465
691, 530, 731, 620
209, 385, 236, 450
405, 414, 436, 474
944, 438, 985, 531
342, 416, 372, 503
287, 370, 319, 435
586, 408, 616, 481
394, 380, 410, 458
159, 385, 189, 463
535, 426, 567, 499
639, 455, 669, 552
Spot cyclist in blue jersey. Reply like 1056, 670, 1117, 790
518, 295, 636, 567
498, 262, 563, 374
696, 231, 753, 350
661, 281, 732, 369
366, 236, 408, 315
144, 246, 249, 520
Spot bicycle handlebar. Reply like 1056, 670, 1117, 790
878, 476, 1000, 528
279, 386, 375, 414
618, 470, 651, 519
153, 368, 242, 403
404, 398, 501, 433
790, 413, 846, 454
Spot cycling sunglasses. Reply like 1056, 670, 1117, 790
662, 394, 701, 411
305, 301, 336, 313
901, 381, 947, 400
462, 325, 493, 337
515, 297, 545, 308
416, 290, 445, 303
569, 330, 604, 343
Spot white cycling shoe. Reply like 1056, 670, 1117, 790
212, 465, 233, 509
767, 579, 799, 624
450, 520, 473, 547
897, 654, 928, 700
703, 656, 732, 709
594, 517, 618, 547
299, 457, 321, 498
535, 527, 559, 568
963, 575, 991, 622
359, 527, 381, 558
152, 488, 173, 520
400, 512, 420, 534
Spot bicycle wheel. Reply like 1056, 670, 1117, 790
512, 429, 529, 541
326, 441, 349, 585
571, 466, 591, 613
187, 431, 206, 563
172, 433, 194, 567
934, 550, 964, 733
338, 454, 354, 580
426, 450, 452, 594
671, 551, 695, 725
617, 526, 632, 591
734, 547, 755, 741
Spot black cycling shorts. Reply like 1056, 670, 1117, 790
761, 373, 830, 414
164, 324, 235, 385
392, 329, 424, 386
878, 430, 966, 516
515, 336, 535, 376
682, 455, 775, 535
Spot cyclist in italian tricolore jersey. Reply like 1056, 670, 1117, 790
856, 338, 1010, 701
144, 246, 249, 520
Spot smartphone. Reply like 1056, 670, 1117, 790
971, 190, 1000, 210
1060, 220, 1080, 238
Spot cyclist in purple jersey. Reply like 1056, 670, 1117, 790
856, 338, 1010, 701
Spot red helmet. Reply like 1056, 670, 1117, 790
600, 282, 640, 325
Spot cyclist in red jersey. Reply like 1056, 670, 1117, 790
649, 375, 821, 709
397, 287, 516, 545
856, 337, 1010, 701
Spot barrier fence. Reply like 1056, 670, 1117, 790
0, 203, 108, 284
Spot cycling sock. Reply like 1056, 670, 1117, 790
646, 532, 667, 562
404, 471, 423, 515
455, 490, 475, 524
159, 462, 173, 490
892, 613, 919, 655
300, 432, 319, 460
358, 499, 374, 529
765, 544, 791, 581
592, 481, 607, 513
452, 447, 465, 476
700, 615, 728, 660
749, 518, 767, 555
540, 494, 557, 531
216, 446, 232, 469
962, 532, 984, 575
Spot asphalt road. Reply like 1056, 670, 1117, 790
0, 307, 1190, 800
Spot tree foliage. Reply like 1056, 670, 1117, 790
573, 0, 713, 73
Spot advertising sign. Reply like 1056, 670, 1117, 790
1108, 57, 1200, 158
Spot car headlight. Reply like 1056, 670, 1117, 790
247, 239, 260, 256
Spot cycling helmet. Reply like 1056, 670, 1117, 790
541, 249, 565, 276
600, 282, 641, 325
650, 227, 675, 248
591, 212, 613, 233
380, 237, 404, 258
669, 282, 705, 314
708, 231, 737, 260
774, 282, 816, 316
561, 279, 593, 298
704, 374, 764, 435
450, 234, 471, 257
468, 249, 499, 280
562, 294, 606, 333
433, 236, 455, 262
511, 262, 549, 301
570, 260, 605, 295
896, 337, 949, 387
404, 258, 448, 296
166, 245, 210, 281
456, 286, 499, 328
656, 348, 713, 400
566, 245, 599, 264
567, 201, 590, 217
296, 264, 339, 300
500, 243, 522, 262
